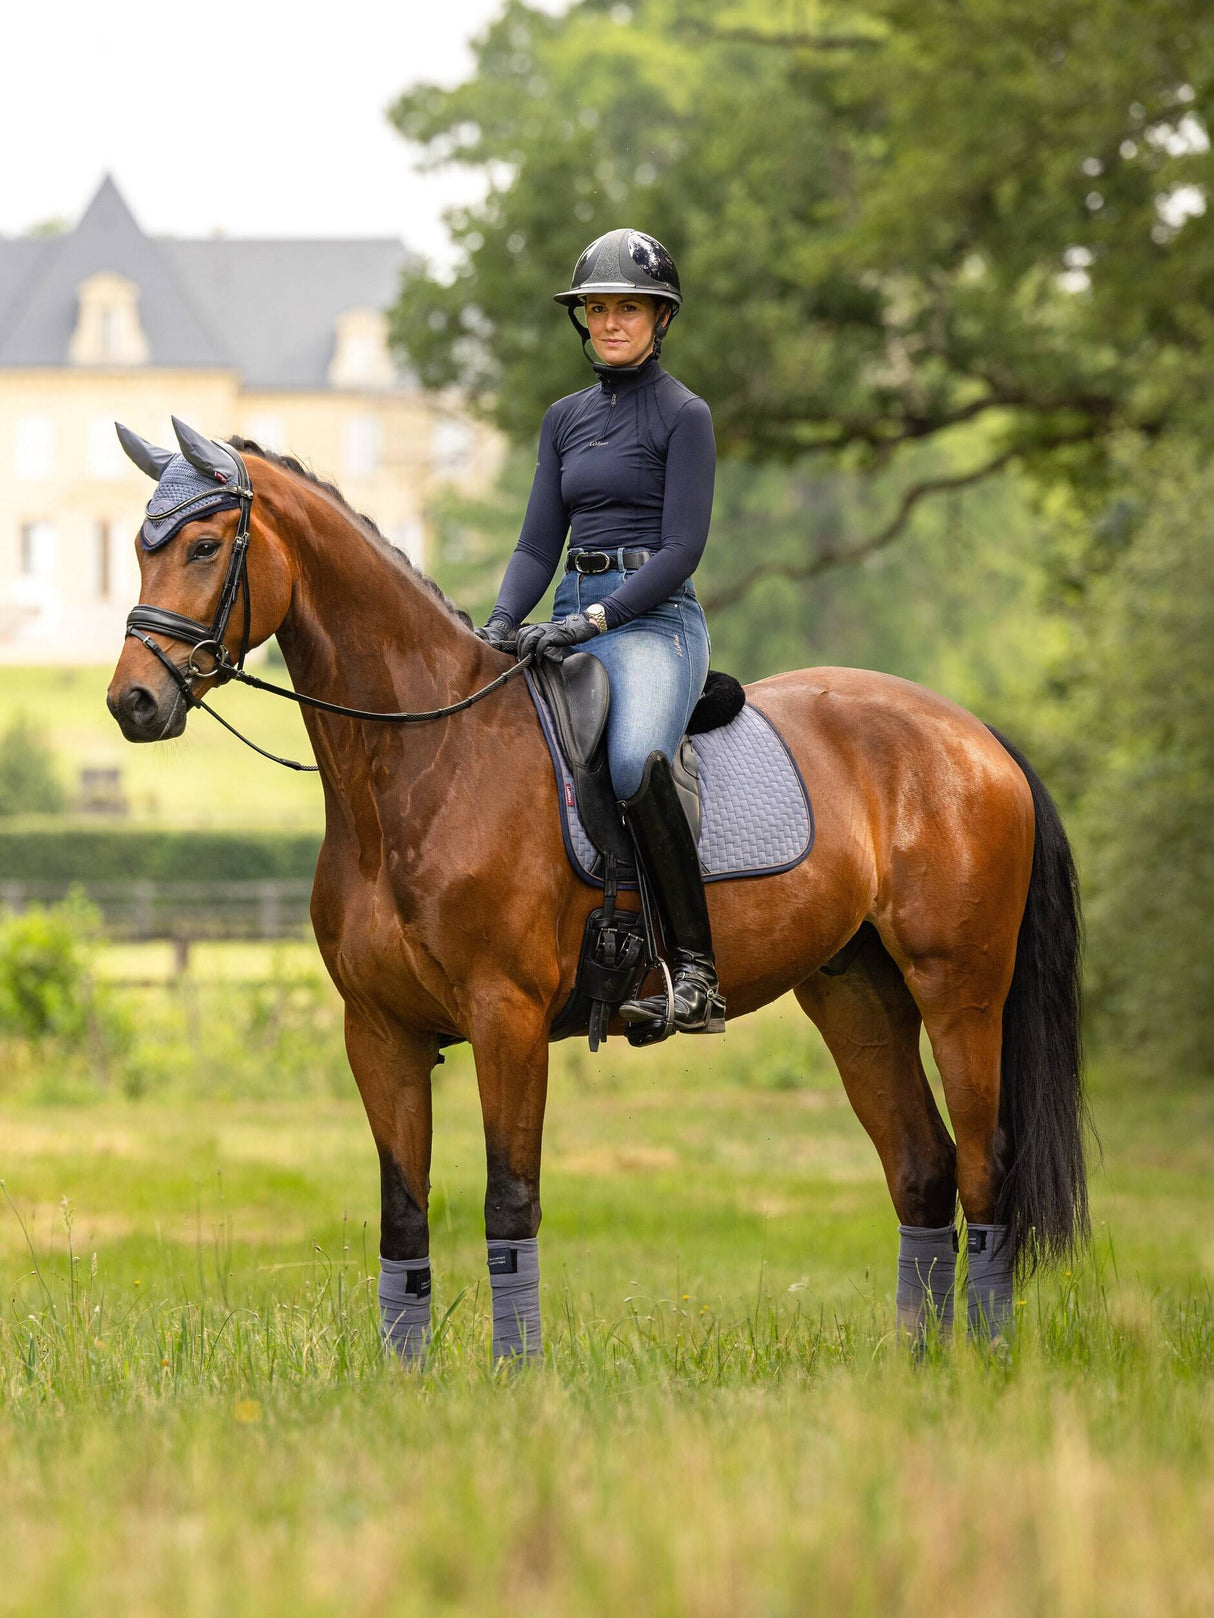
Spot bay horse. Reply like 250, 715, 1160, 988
106, 428, 1087, 1360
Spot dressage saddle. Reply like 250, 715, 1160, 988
531, 653, 744, 874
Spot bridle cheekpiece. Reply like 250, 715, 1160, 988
124, 445, 255, 703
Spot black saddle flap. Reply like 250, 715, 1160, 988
533, 652, 610, 768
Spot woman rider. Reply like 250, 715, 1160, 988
474, 228, 723, 1037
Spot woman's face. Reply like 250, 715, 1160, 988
584, 293, 662, 366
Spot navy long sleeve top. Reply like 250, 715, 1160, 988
492, 355, 715, 629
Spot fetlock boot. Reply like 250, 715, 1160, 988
618, 751, 725, 1035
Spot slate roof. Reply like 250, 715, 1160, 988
0, 176, 413, 387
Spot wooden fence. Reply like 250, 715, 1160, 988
0, 879, 314, 943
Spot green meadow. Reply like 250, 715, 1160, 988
1, 941, 1211, 1617
0, 665, 321, 830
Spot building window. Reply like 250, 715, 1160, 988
15, 416, 55, 481
87, 416, 122, 479
328, 308, 396, 390
69, 272, 149, 366
20, 521, 58, 577
343, 415, 381, 478
96, 521, 112, 598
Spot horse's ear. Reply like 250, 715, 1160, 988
171, 415, 237, 484
115, 423, 174, 481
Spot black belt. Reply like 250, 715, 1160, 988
565, 548, 653, 575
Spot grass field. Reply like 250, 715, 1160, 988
0, 665, 322, 829
1, 950, 1212, 1617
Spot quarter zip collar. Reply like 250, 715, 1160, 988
593, 352, 663, 396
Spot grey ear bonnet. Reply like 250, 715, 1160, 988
115, 418, 244, 550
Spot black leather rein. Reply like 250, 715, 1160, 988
124, 447, 531, 773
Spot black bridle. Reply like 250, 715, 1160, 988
126, 445, 256, 692
124, 446, 531, 773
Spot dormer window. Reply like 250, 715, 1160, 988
69, 272, 149, 366
328, 308, 395, 390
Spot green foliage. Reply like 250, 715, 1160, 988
0, 895, 131, 1087
0, 713, 66, 817
1065, 437, 1214, 1071
0, 826, 321, 883
0, 893, 103, 1042
390, 0, 1213, 471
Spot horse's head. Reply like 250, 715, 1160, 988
106, 418, 293, 742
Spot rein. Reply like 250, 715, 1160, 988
125, 447, 532, 773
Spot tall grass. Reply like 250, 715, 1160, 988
1, 931, 1212, 1613
1, 1208, 1211, 1618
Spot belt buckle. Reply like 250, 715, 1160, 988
578, 552, 610, 575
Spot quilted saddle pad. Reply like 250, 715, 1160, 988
529, 685, 814, 887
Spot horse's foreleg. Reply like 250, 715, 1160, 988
345, 1008, 438, 1365
470, 991, 551, 1364
795, 932, 958, 1336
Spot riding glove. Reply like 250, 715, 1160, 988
474, 612, 518, 652
516, 614, 602, 663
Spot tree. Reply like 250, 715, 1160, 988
390, 0, 1212, 586
1062, 436, 1214, 1072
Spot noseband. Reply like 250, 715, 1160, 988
122, 446, 531, 772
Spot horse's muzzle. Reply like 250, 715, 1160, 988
106, 679, 188, 742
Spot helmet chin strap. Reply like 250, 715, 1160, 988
569, 303, 677, 373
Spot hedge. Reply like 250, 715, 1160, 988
0, 826, 322, 884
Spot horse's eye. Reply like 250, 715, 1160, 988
190, 540, 221, 561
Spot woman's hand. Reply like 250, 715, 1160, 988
516, 614, 601, 663
474, 613, 518, 652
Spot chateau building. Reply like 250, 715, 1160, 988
0, 177, 499, 663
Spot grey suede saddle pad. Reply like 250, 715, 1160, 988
528, 680, 815, 887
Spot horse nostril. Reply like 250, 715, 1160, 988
121, 684, 160, 727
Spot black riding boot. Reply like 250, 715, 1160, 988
619, 751, 725, 1036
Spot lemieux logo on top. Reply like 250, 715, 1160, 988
588, 438, 609, 447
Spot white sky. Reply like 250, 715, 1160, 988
0, 0, 567, 267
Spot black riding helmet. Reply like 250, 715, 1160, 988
554, 228, 681, 368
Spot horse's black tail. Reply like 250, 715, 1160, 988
988, 728, 1091, 1274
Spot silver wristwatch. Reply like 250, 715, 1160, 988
585, 602, 608, 634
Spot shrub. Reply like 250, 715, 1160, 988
0, 827, 321, 882
0, 714, 66, 817
0, 893, 132, 1091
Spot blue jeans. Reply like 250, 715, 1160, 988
552, 557, 711, 799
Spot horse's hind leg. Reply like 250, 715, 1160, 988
904, 964, 1016, 1337
795, 928, 958, 1334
